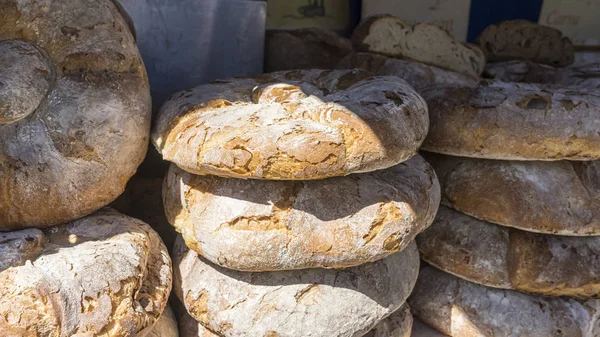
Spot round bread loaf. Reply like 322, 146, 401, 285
152, 69, 428, 180
336, 53, 478, 89
178, 302, 412, 337
141, 306, 179, 337
0, 0, 151, 229
165, 154, 440, 271
418, 205, 600, 298
409, 266, 600, 337
265, 28, 353, 72
485, 61, 600, 88
0, 209, 172, 336
426, 153, 600, 235
173, 236, 420, 337
422, 81, 600, 160
352, 15, 486, 78
477, 20, 574, 67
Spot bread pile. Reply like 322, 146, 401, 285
0, 0, 176, 335
345, 15, 600, 336
151, 63, 441, 336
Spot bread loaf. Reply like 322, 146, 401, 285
363, 303, 412, 337
477, 20, 574, 67
336, 52, 478, 89
418, 206, 600, 298
153, 69, 428, 180
0, 209, 172, 336
409, 266, 600, 337
173, 236, 419, 337
486, 60, 600, 88
141, 306, 179, 337
422, 81, 600, 160
352, 15, 486, 78
426, 153, 600, 235
164, 154, 440, 271
0, 0, 151, 229
265, 28, 353, 72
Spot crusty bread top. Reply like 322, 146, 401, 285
153, 69, 429, 180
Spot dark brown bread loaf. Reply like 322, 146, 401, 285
0, 0, 151, 230
486, 60, 600, 88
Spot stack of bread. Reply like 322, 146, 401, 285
345, 15, 600, 337
0, 0, 176, 335
151, 62, 441, 336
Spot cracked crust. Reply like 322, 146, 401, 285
409, 266, 600, 337
0, 0, 151, 229
0, 208, 172, 337
425, 153, 600, 235
164, 154, 440, 271
418, 206, 600, 298
264, 28, 353, 72
152, 69, 429, 180
421, 81, 600, 160
351, 15, 486, 78
336, 52, 478, 90
477, 20, 574, 67
173, 236, 420, 337
485, 61, 600, 88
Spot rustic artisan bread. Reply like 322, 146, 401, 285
178, 302, 412, 337
352, 15, 486, 78
0, 0, 151, 229
485, 60, 600, 88
165, 154, 440, 271
336, 52, 478, 89
418, 206, 600, 298
142, 306, 179, 337
421, 81, 600, 160
174, 236, 419, 337
364, 303, 413, 337
265, 28, 353, 72
0, 208, 172, 336
477, 20, 574, 67
427, 153, 600, 235
409, 266, 600, 337
153, 69, 428, 180
411, 319, 448, 337
112, 175, 176, 249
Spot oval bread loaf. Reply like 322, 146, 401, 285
173, 236, 420, 337
164, 154, 440, 271
152, 69, 428, 180
336, 52, 478, 89
352, 15, 486, 78
485, 60, 600, 88
477, 20, 574, 67
0, 209, 172, 337
418, 206, 600, 298
0, 0, 151, 229
426, 153, 600, 235
409, 266, 600, 337
422, 81, 600, 160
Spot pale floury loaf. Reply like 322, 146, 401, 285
164, 154, 440, 271
173, 236, 420, 337
422, 81, 600, 160
265, 28, 353, 72
152, 69, 428, 180
336, 52, 478, 89
418, 206, 600, 298
0, 0, 151, 229
409, 267, 600, 337
426, 153, 600, 235
352, 15, 486, 78
485, 60, 600, 88
0, 209, 172, 337
477, 20, 574, 67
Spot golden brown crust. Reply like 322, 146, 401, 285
0, 0, 151, 229
152, 69, 428, 180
